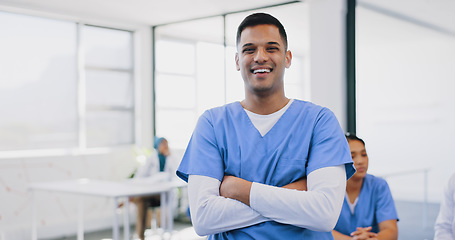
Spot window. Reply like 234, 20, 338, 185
0, 11, 134, 153
154, 17, 225, 149
154, 2, 308, 150
83, 26, 134, 147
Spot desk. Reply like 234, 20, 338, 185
29, 178, 187, 240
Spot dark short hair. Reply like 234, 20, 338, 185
345, 132, 365, 147
236, 12, 288, 50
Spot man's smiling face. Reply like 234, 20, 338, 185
235, 24, 292, 96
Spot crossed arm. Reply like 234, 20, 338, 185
219, 175, 308, 206
188, 165, 347, 236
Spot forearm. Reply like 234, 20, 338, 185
250, 166, 346, 232
219, 176, 307, 206
188, 175, 268, 236
376, 220, 398, 240
376, 229, 398, 240
332, 230, 353, 240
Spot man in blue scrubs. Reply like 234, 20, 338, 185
177, 13, 355, 239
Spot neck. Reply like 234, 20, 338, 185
241, 92, 289, 115
346, 176, 363, 193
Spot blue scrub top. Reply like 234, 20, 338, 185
334, 174, 399, 235
177, 100, 355, 240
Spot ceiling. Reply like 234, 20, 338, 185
0, 0, 301, 27
0, 0, 453, 34
358, 0, 455, 35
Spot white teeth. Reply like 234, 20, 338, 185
253, 69, 271, 74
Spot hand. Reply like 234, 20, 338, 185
282, 177, 307, 191
351, 226, 378, 240
220, 175, 252, 206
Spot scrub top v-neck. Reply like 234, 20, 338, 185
242, 99, 293, 138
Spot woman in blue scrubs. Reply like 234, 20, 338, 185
332, 133, 398, 240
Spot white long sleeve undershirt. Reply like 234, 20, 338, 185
188, 165, 346, 236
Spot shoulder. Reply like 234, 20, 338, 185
365, 174, 391, 191
292, 99, 326, 113
290, 99, 336, 124
365, 174, 388, 184
202, 102, 240, 120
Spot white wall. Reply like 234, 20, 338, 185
307, 0, 347, 131
356, 5, 455, 203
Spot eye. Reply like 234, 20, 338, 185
267, 47, 279, 52
242, 48, 255, 54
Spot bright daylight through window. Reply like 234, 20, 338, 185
0, 11, 134, 153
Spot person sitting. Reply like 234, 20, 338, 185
332, 133, 399, 240
434, 172, 455, 239
131, 137, 178, 240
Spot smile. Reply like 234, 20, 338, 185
252, 68, 272, 74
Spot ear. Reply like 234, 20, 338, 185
285, 50, 292, 68
235, 52, 240, 71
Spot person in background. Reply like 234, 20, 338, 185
176, 12, 355, 239
332, 133, 398, 240
434, 172, 455, 239
131, 137, 178, 240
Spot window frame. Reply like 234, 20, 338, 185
0, 10, 137, 158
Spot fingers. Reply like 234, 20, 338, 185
351, 226, 377, 239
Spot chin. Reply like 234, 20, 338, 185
351, 172, 366, 180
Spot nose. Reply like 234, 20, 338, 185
355, 156, 369, 167
353, 156, 363, 165
254, 47, 269, 63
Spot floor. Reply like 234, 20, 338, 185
54, 221, 202, 240
45, 200, 441, 240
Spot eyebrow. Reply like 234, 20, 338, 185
241, 41, 281, 49
267, 41, 281, 46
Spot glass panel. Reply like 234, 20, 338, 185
225, 46, 244, 103
196, 42, 225, 115
86, 110, 133, 147
155, 16, 224, 150
83, 26, 132, 69
86, 69, 133, 108
155, 74, 196, 109
0, 11, 78, 151
155, 40, 196, 75
356, 1, 455, 202
84, 25, 135, 148
155, 110, 197, 150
